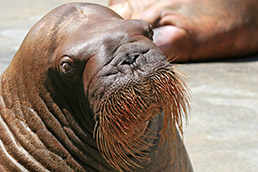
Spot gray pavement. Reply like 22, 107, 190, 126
1, 0, 258, 171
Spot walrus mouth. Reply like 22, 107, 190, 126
93, 64, 190, 171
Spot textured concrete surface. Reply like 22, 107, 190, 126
1, 0, 258, 171
180, 60, 258, 172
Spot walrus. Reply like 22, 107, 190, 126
0, 3, 192, 172
109, 0, 258, 62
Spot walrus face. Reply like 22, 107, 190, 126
10, 3, 189, 171
52, 9, 188, 172
55, 19, 188, 170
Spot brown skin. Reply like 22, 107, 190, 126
0, 3, 192, 172
109, 0, 258, 62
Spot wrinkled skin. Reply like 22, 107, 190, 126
109, 0, 258, 62
0, 3, 192, 172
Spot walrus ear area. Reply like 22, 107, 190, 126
145, 23, 154, 41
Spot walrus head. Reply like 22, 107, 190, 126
4, 3, 189, 171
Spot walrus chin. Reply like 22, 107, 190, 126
93, 64, 190, 171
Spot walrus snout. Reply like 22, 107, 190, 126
91, 61, 189, 171
87, 44, 167, 113
120, 52, 140, 67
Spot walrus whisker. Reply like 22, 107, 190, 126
93, 65, 190, 171
96, 128, 144, 171
155, 69, 189, 132
96, 101, 154, 170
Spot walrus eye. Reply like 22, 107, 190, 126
60, 56, 75, 78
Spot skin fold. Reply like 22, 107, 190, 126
109, 0, 258, 62
0, 3, 192, 172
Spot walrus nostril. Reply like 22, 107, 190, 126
121, 53, 140, 66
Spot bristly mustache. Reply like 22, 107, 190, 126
93, 64, 190, 172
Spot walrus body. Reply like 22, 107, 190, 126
0, 3, 192, 172
109, 0, 258, 62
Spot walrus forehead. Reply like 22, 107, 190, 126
25, 3, 150, 60
59, 18, 152, 52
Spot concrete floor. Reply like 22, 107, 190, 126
1, 0, 258, 171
